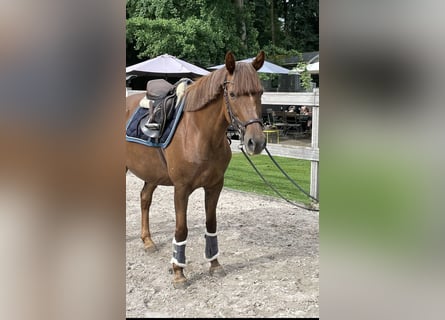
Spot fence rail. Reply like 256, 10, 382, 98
260, 90, 319, 200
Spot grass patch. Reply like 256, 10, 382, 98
224, 153, 313, 205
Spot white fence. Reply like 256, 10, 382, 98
127, 89, 320, 200
262, 90, 319, 200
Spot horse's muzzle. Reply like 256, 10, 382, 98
244, 130, 266, 155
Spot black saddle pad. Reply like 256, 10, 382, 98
125, 98, 185, 148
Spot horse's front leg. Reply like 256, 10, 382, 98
171, 185, 190, 288
204, 181, 226, 277
140, 182, 157, 252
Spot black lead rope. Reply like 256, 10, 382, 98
240, 145, 319, 212
264, 147, 319, 203
222, 78, 317, 211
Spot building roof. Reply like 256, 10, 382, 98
280, 51, 319, 68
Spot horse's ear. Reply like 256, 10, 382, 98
252, 50, 265, 71
225, 51, 236, 74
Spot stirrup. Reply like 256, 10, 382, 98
145, 123, 160, 130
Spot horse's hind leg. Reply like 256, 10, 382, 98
140, 182, 157, 252
204, 181, 226, 277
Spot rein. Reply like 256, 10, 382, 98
240, 146, 319, 212
223, 80, 263, 143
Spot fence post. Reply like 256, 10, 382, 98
310, 90, 319, 201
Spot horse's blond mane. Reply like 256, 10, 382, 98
184, 62, 263, 112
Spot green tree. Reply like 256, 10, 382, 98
126, 0, 260, 66
248, 0, 318, 52
126, 0, 319, 66
278, 0, 319, 52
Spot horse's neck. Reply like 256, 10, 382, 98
183, 99, 228, 143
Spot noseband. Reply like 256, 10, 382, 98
223, 80, 263, 142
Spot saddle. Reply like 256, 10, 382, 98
139, 78, 189, 139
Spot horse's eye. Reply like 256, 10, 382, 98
229, 92, 236, 98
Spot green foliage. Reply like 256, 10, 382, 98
126, 0, 319, 66
278, 0, 319, 52
258, 73, 278, 81
250, 0, 319, 52
126, 17, 226, 66
126, 0, 264, 66
296, 53, 313, 91
224, 153, 312, 205
261, 44, 300, 64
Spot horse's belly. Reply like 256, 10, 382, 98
129, 166, 172, 185
126, 143, 172, 185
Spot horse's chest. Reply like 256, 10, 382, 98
168, 155, 229, 185
166, 139, 231, 184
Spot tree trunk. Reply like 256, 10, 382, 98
270, 0, 275, 46
234, 0, 247, 48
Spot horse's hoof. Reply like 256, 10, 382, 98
143, 243, 157, 253
172, 278, 188, 289
209, 265, 226, 277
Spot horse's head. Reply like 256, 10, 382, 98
224, 50, 266, 155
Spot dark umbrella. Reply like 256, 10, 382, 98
126, 54, 210, 78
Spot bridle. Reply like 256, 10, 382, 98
222, 79, 263, 143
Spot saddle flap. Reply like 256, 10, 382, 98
140, 78, 192, 140
146, 79, 175, 100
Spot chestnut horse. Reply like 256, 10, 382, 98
126, 51, 266, 287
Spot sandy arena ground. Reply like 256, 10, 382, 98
126, 172, 319, 318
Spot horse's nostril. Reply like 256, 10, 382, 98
247, 138, 254, 149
